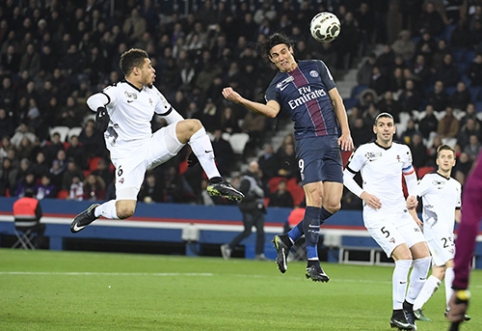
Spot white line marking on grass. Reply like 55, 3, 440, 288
0, 272, 214, 277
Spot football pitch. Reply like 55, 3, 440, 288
1, 249, 480, 331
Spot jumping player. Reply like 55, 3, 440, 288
222, 32, 353, 282
70, 48, 243, 233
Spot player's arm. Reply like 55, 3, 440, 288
154, 88, 184, 124
455, 209, 461, 223
87, 92, 111, 132
343, 167, 382, 210
328, 87, 354, 151
222, 87, 280, 118
408, 207, 423, 227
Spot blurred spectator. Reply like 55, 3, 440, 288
218, 106, 240, 134
449, 81, 471, 111
398, 79, 423, 112
274, 142, 298, 181
61, 157, 84, 191
269, 180, 294, 208
10, 123, 37, 148
91, 158, 114, 188
43, 132, 65, 164
68, 175, 84, 201
66, 135, 87, 170
377, 91, 403, 123
35, 174, 57, 200
16, 172, 37, 197
463, 134, 481, 162
416, 1, 445, 37
466, 53, 482, 86
30, 151, 50, 180
82, 173, 106, 201
211, 129, 234, 176
409, 132, 429, 168
0, 108, 15, 138
257, 143, 278, 182
435, 53, 460, 88
357, 53, 377, 87
418, 104, 439, 140
16, 137, 35, 161
78, 120, 106, 159
427, 134, 444, 166
352, 117, 373, 147
391, 30, 415, 62
138, 172, 165, 203
57, 96, 85, 128
460, 103, 482, 128
0, 158, 18, 196
369, 65, 390, 97
453, 152, 472, 185
457, 118, 481, 150
426, 80, 449, 111
400, 118, 419, 144
437, 106, 460, 139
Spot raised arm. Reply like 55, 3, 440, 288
222, 87, 280, 118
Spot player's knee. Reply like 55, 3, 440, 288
323, 201, 341, 214
186, 119, 202, 133
116, 205, 135, 219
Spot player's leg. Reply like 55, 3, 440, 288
368, 222, 415, 330
176, 119, 243, 200
70, 156, 143, 233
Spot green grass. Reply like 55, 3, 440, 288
1, 249, 481, 331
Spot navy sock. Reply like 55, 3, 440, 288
302, 206, 321, 260
320, 207, 333, 222
287, 221, 303, 242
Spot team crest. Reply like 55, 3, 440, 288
309, 70, 319, 77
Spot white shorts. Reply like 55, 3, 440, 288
365, 211, 426, 257
427, 235, 455, 266
111, 123, 184, 200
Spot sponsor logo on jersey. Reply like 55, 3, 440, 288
309, 70, 319, 78
276, 76, 294, 91
364, 151, 382, 161
124, 91, 137, 99
287, 88, 327, 109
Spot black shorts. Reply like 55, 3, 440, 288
295, 135, 343, 185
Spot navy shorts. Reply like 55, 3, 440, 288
295, 135, 343, 185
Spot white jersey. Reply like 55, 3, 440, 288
415, 172, 461, 240
101, 80, 173, 153
345, 141, 415, 218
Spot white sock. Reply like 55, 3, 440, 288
445, 267, 455, 310
393, 259, 412, 309
188, 127, 221, 180
413, 275, 441, 310
94, 200, 119, 219
406, 256, 432, 303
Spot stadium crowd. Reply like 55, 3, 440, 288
0, 0, 481, 208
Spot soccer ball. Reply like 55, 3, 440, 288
310, 12, 341, 43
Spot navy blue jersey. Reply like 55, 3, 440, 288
265, 60, 338, 140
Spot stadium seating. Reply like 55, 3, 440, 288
229, 133, 250, 155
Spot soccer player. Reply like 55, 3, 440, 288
222, 33, 353, 281
343, 113, 431, 330
409, 145, 469, 322
446, 152, 482, 327
70, 48, 243, 233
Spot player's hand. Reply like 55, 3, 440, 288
360, 192, 382, 210
338, 133, 354, 151
222, 87, 243, 103
187, 152, 199, 167
447, 290, 470, 323
95, 107, 110, 132
406, 195, 418, 210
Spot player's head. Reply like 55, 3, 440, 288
373, 112, 395, 146
436, 144, 456, 173
261, 33, 296, 72
120, 48, 155, 87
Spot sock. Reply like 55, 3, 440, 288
393, 259, 412, 310
444, 267, 455, 309
413, 275, 441, 310
320, 207, 333, 222
302, 206, 321, 261
406, 256, 432, 303
287, 221, 303, 243
188, 127, 221, 180
403, 300, 414, 313
94, 200, 119, 219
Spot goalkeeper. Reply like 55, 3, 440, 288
447, 152, 482, 325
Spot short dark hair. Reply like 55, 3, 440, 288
374, 112, 394, 124
24, 189, 35, 198
119, 48, 149, 76
259, 33, 293, 60
437, 144, 455, 158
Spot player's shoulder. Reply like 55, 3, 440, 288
353, 140, 376, 154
